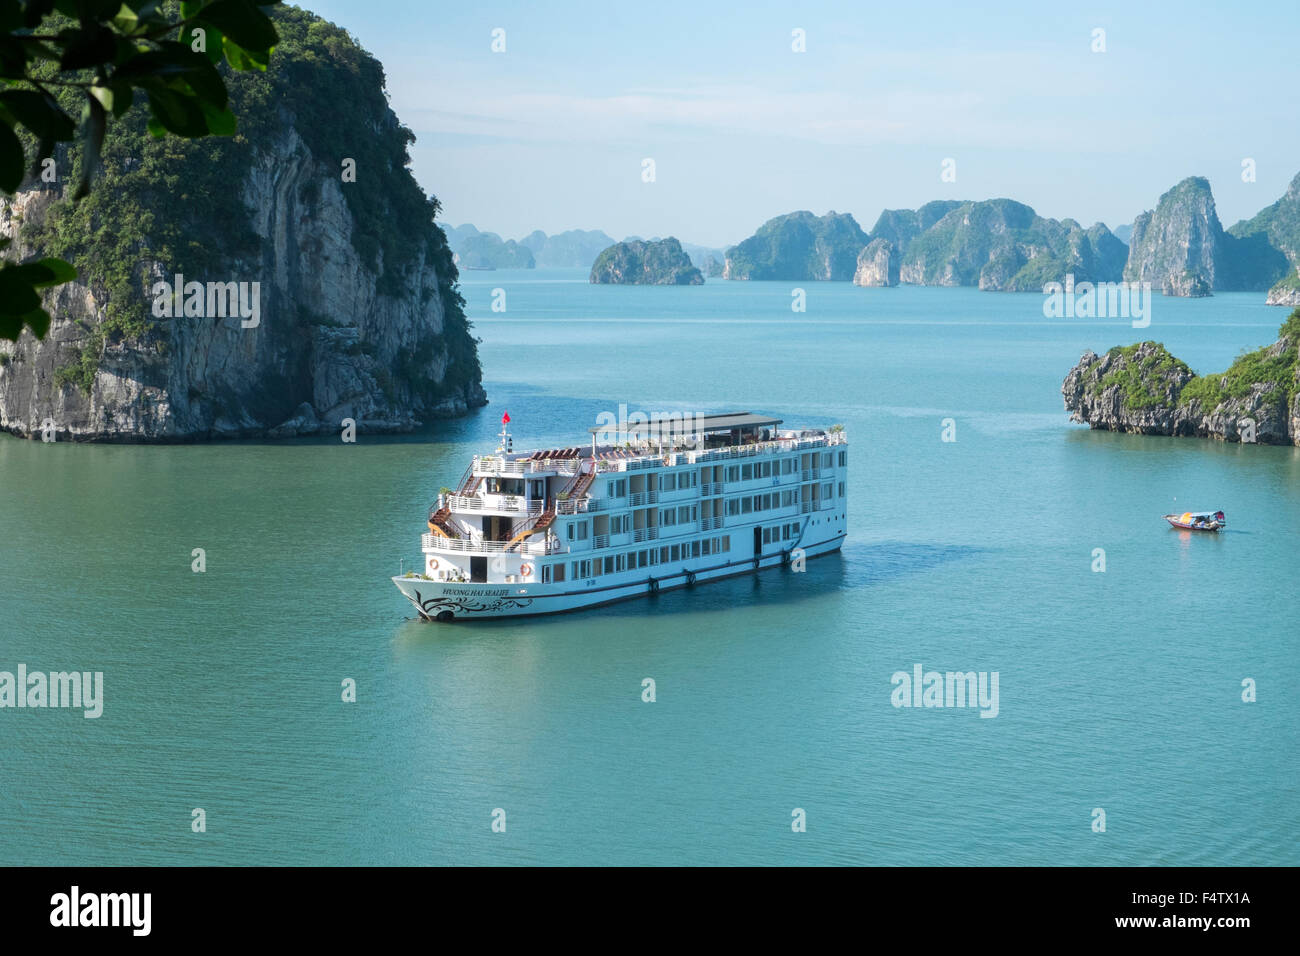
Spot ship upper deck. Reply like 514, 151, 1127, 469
472, 425, 845, 477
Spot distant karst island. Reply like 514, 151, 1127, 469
589, 238, 704, 285
447, 169, 1300, 305
1062, 309, 1300, 445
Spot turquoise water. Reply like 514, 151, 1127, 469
1, 270, 1297, 865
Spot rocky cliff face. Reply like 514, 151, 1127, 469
853, 238, 899, 286
1062, 312, 1300, 445
1123, 176, 1290, 296
0, 10, 485, 442
892, 199, 1126, 291
1228, 171, 1300, 305
589, 238, 704, 284
723, 211, 868, 280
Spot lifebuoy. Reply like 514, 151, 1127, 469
428, 558, 440, 571
520, 563, 534, 577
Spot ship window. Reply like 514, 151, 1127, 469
671, 545, 680, 561
726, 466, 739, 482
692, 541, 701, 557
741, 464, 752, 480
702, 540, 711, 556
660, 547, 669, 563
741, 498, 752, 514
838, 482, 845, 497
577, 522, 589, 540
722, 535, 730, 552
838, 451, 847, 467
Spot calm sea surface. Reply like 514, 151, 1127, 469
1, 270, 1297, 865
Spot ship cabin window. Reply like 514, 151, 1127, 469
838, 482, 845, 497
823, 452, 833, 468
488, 477, 525, 495
691, 541, 701, 557
608, 478, 627, 498
757, 461, 771, 478
572, 560, 592, 579
783, 458, 795, 475
741, 464, 753, 481
838, 450, 847, 467
671, 545, 681, 561
726, 466, 739, 482
567, 521, 589, 541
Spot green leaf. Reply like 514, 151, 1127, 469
58, 23, 118, 71
196, 0, 278, 53
145, 86, 209, 137
0, 313, 23, 341
30, 257, 78, 288
71, 94, 106, 200
0, 267, 42, 315
0, 120, 23, 193
200, 100, 236, 136
113, 43, 228, 109
0, 90, 75, 140
22, 306, 51, 339
220, 33, 270, 71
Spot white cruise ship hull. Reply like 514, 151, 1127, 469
394, 412, 848, 622
393, 531, 845, 621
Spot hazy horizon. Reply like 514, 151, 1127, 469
307, 0, 1300, 249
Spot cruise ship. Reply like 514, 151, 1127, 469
392, 412, 848, 620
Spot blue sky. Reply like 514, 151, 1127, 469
305, 0, 1300, 248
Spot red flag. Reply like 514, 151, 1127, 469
502, 410, 510, 425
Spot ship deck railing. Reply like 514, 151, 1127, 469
470, 432, 845, 479
447, 494, 545, 516
422, 533, 563, 556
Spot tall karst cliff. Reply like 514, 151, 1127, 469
1123, 176, 1291, 297
0, 8, 485, 441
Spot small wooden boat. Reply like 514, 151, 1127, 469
1163, 510, 1225, 532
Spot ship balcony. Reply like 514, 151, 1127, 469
447, 493, 544, 516
556, 496, 609, 515
473, 456, 581, 477
699, 516, 725, 531
421, 533, 563, 556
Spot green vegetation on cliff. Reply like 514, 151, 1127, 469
1090, 343, 1193, 411
1180, 310, 1300, 411
1085, 310, 1300, 414
22, 7, 479, 398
